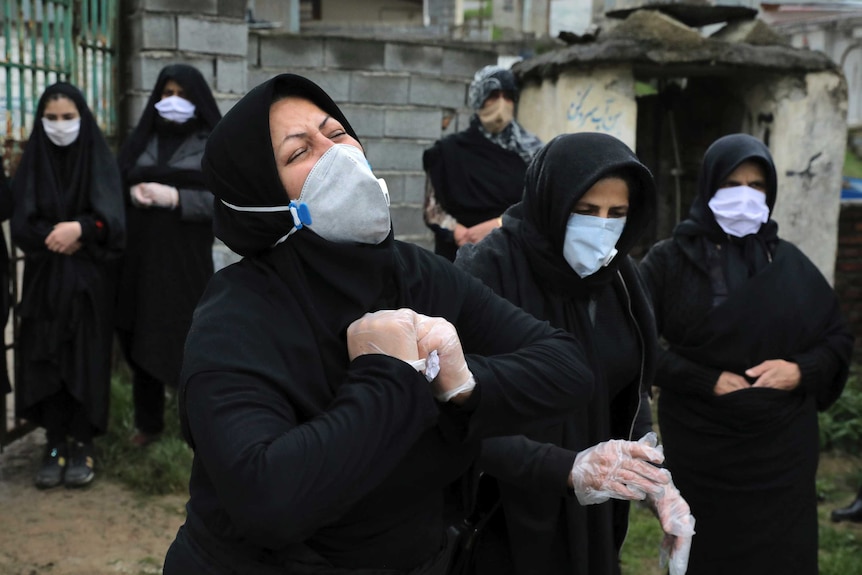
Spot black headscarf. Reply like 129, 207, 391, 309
203, 74, 398, 391
11, 82, 124, 260
117, 64, 221, 186
513, 132, 656, 297
673, 133, 779, 276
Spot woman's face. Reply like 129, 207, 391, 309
571, 177, 630, 219
269, 96, 363, 200
43, 96, 79, 121
161, 79, 185, 100
718, 160, 767, 194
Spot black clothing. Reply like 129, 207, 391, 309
164, 73, 596, 574
115, 65, 221, 402
0, 158, 12, 395
639, 134, 854, 575
423, 118, 529, 260
455, 132, 658, 575
11, 82, 125, 435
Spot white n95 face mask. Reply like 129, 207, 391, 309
563, 213, 626, 278
220, 144, 391, 246
154, 95, 196, 123
42, 118, 81, 147
707, 185, 769, 237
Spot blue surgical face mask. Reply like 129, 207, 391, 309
562, 213, 626, 278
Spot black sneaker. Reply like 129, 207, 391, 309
35, 443, 68, 489
64, 441, 95, 488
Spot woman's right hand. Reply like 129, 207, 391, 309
714, 371, 750, 396
347, 309, 420, 364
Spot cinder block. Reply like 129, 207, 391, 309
177, 17, 247, 56
363, 139, 426, 171
260, 36, 324, 69
247, 34, 260, 67
215, 95, 241, 116
441, 47, 497, 79
324, 38, 385, 71
218, 0, 246, 18
141, 0, 217, 14
294, 69, 350, 101
384, 108, 441, 139
340, 104, 385, 139
409, 76, 468, 109
216, 58, 247, 94
247, 68, 280, 91
131, 53, 215, 92
350, 73, 410, 105
132, 13, 176, 50
402, 172, 427, 205
390, 205, 430, 238
377, 173, 406, 204
384, 43, 443, 75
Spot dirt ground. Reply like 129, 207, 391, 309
0, 430, 187, 575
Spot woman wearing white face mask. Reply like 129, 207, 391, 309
455, 133, 692, 575
422, 65, 543, 261
639, 133, 854, 575
161, 74, 599, 574
115, 64, 222, 449
10, 83, 125, 488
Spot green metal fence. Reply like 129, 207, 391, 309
1, 0, 118, 449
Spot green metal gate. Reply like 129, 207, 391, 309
1, 0, 118, 449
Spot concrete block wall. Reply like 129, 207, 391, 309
247, 32, 498, 251
836, 202, 862, 361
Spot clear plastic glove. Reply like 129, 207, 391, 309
130, 184, 151, 207
346, 308, 420, 364
414, 313, 475, 402
650, 476, 695, 575
140, 182, 179, 209
570, 432, 670, 505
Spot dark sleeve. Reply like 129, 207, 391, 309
185, 354, 441, 547
0, 164, 11, 221
177, 189, 214, 223
789, 295, 854, 411
631, 390, 653, 439
75, 215, 106, 244
479, 436, 575, 496
439, 262, 595, 439
639, 243, 721, 398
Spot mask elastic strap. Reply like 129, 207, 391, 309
220, 199, 313, 245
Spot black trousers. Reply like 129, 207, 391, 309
116, 329, 165, 435
40, 388, 94, 446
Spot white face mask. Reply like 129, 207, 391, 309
154, 95, 196, 123
562, 213, 626, 278
221, 144, 391, 246
42, 118, 81, 147
707, 185, 769, 237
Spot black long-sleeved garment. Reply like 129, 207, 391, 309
171, 240, 594, 573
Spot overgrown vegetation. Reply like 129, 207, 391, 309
463, 0, 492, 20
844, 147, 862, 179
819, 368, 862, 453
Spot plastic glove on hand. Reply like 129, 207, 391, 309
651, 477, 695, 575
570, 433, 669, 505
130, 184, 151, 207
141, 182, 179, 208
347, 308, 420, 364
414, 313, 475, 402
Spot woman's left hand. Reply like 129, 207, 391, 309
45, 221, 83, 255
746, 359, 801, 390
461, 218, 500, 245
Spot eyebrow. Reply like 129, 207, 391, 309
279, 115, 332, 148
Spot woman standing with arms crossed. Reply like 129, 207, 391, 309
455, 132, 693, 575
115, 64, 221, 447
11, 83, 125, 488
639, 134, 854, 574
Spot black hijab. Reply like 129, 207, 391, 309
11, 82, 124, 260
202, 74, 398, 392
117, 64, 221, 186
673, 133, 779, 276
513, 132, 656, 297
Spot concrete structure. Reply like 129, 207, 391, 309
515, 8, 848, 281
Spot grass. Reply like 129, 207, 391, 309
844, 147, 862, 179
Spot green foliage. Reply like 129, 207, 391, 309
844, 148, 862, 179
819, 369, 862, 453
818, 524, 862, 575
96, 367, 193, 496
620, 502, 664, 575
464, 0, 492, 20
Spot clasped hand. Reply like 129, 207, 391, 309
714, 359, 801, 396
346, 309, 475, 402
44, 221, 82, 255
130, 182, 179, 209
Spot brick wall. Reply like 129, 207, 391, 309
835, 201, 862, 360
